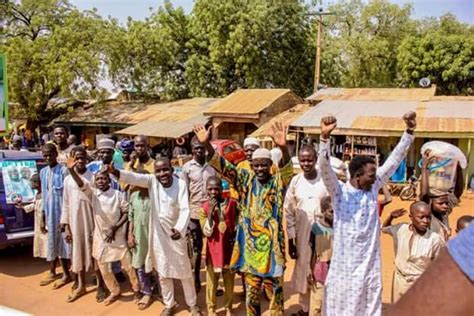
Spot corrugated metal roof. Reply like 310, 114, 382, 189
54, 100, 159, 125
250, 103, 312, 138
205, 89, 301, 115
114, 98, 218, 138
291, 100, 474, 137
306, 87, 436, 102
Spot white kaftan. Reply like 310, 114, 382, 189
60, 171, 94, 273
284, 173, 328, 294
382, 223, 444, 302
24, 197, 47, 258
81, 182, 129, 263
120, 171, 192, 279
319, 132, 414, 316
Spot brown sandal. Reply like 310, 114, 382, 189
137, 295, 152, 310
40, 273, 61, 286
52, 277, 72, 290
104, 293, 121, 306
66, 288, 87, 303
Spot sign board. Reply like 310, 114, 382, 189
0, 54, 8, 134
0, 160, 37, 204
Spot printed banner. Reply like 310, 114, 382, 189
0, 160, 37, 204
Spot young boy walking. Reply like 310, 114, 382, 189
68, 166, 139, 306
382, 201, 444, 302
128, 170, 153, 310
308, 196, 333, 316
199, 176, 237, 316
40, 143, 72, 288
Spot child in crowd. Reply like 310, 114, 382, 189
456, 215, 473, 233
68, 166, 139, 306
128, 170, 154, 310
17, 173, 48, 259
199, 176, 237, 316
40, 143, 72, 288
62, 147, 95, 302
382, 201, 444, 303
308, 196, 333, 316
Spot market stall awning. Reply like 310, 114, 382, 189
115, 98, 218, 138
115, 116, 209, 139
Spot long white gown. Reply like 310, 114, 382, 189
120, 171, 192, 279
319, 132, 414, 316
284, 173, 328, 294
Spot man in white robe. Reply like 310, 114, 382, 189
318, 112, 416, 316
110, 157, 201, 316
285, 145, 328, 315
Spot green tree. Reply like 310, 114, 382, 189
323, 0, 415, 87
397, 32, 474, 95
104, 2, 190, 100
1, 0, 108, 128
186, 0, 315, 97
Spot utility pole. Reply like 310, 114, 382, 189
309, 9, 335, 93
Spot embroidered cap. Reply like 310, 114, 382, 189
243, 137, 260, 148
252, 148, 272, 160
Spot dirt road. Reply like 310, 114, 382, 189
1, 195, 472, 315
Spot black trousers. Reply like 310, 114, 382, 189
188, 218, 203, 285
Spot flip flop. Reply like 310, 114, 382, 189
40, 273, 61, 286
52, 277, 72, 290
137, 295, 152, 310
104, 294, 121, 306
66, 288, 87, 303
96, 287, 110, 303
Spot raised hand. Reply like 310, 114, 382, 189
403, 111, 417, 131
320, 116, 337, 139
193, 124, 212, 144
66, 155, 76, 170
390, 208, 407, 219
130, 151, 138, 166
422, 149, 435, 169
270, 122, 288, 147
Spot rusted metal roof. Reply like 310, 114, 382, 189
250, 103, 312, 138
306, 87, 436, 102
291, 100, 474, 138
114, 98, 219, 138
54, 100, 159, 126
204, 89, 303, 116
55, 98, 219, 129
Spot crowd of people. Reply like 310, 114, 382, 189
14, 113, 473, 316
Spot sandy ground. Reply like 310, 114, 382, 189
0, 195, 472, 316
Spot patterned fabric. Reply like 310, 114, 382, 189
40, 164, 71, 261
319, 132, 414, 316
244, 273, 284, 316
208, 152, 293, 278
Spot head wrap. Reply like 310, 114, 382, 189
97, 138, 115, 151
119, 139, 134, 152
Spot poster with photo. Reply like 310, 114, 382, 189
0, 160, 37, 204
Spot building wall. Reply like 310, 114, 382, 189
458, 138, 473, 189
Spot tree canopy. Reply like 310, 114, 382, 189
1, 0, 472, 126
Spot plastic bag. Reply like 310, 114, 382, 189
421, 141, 467, 169
420, 141, 466, 193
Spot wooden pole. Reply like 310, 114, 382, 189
314, 14, 323, 93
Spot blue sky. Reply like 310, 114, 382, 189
71, 0, 473, 24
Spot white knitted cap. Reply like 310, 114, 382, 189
252, 148, 272, 160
